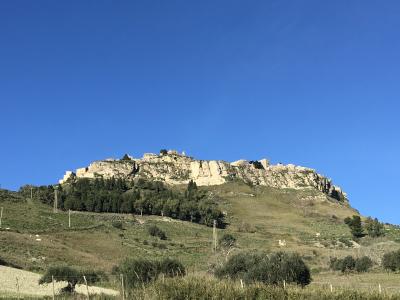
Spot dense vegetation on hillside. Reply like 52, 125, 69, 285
19, 178, 225, 227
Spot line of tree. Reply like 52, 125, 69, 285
344, 215, 385, 239
19, 178, 225, 228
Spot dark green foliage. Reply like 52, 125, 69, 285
330, 256, 373, 273
365, 217, 385, 238
355, 256, 373, 272
119, 258, 185, 289
160, 149, 168, 155
382, 250, 400, 271
148, 225, 167, 240
0, 257, 20, 269
338, 237, 353, 248
119, 259, 158, 288
112, 221, 123, 230
39, 265, 101, 293
249, 161, 264, 169
121, 154, 131, 161
344, 215, 364, 238
24, 178, 225, 228
219, 233, 236, 249
215, 251, 311, 287
157, 258, 186, 277
19, 184, 55, 206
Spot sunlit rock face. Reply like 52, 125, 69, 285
59, 151, 347, 202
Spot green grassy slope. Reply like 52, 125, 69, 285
1, 183, 400, 282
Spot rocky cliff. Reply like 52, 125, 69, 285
59, 150, 347, 202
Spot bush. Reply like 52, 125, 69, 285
39, 266, 101, 293
355, 256, 373, 272
119, 259, 158, 288
160, 149, 168, 155
215, 251, 311, 287
330, 256, 373, 273
112, 221, 123, 230
148, 225, 167, 240
119, 258, 185, 289
382, 250, 400, 271
219, 234, 236, 249
157, 258, 186, 277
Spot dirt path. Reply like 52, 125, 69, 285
0, 266, 119, 297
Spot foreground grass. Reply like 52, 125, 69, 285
128, 276, 400, 300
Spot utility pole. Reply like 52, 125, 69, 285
53, 187, 58, 213
213, 220, 217, 252
0, 207, 3, 228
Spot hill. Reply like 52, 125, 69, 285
2, 151, 400, 296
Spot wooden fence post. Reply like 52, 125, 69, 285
83, 275, 90, 299
16, 277, 20, 299
0, 207, 3, 228
68, 209, 71, 228
120, 274, 125, 300
379, 283, 382, 294
330, 283, 333, 293
52, 275, 55, 300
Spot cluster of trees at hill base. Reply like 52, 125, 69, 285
344, 215, 385, 239
19, 178, 225, 228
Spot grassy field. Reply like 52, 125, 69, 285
1, 183, 400, 297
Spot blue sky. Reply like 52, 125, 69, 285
1, 1, 399, 223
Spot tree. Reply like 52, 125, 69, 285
160, 149, 168, 155
39, 266, 100, 293
344, 215, 364, 238
364, 217, 385, 238
121, 154, 131, 161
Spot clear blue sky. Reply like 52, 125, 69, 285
1, 1, 399, 223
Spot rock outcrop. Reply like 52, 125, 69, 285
59, 151, 347, 202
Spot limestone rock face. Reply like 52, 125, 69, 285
59, 151, 347, 201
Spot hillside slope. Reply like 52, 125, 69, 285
1, 183, 398, 276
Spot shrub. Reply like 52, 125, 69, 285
158, 258, 186, 277
112, 221, 123, 230
119, 259, 158, 288
355, 256, 373, 272
119, 258, 185, 289
219, 234, 236, 249
160, 149, 168, 155
330, 256, 372, 273
151, 242, 167, 249
215, 251, 311, 287
39, 266, 100, 293
382, 250, 400, 271
148, 225, 167, 240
